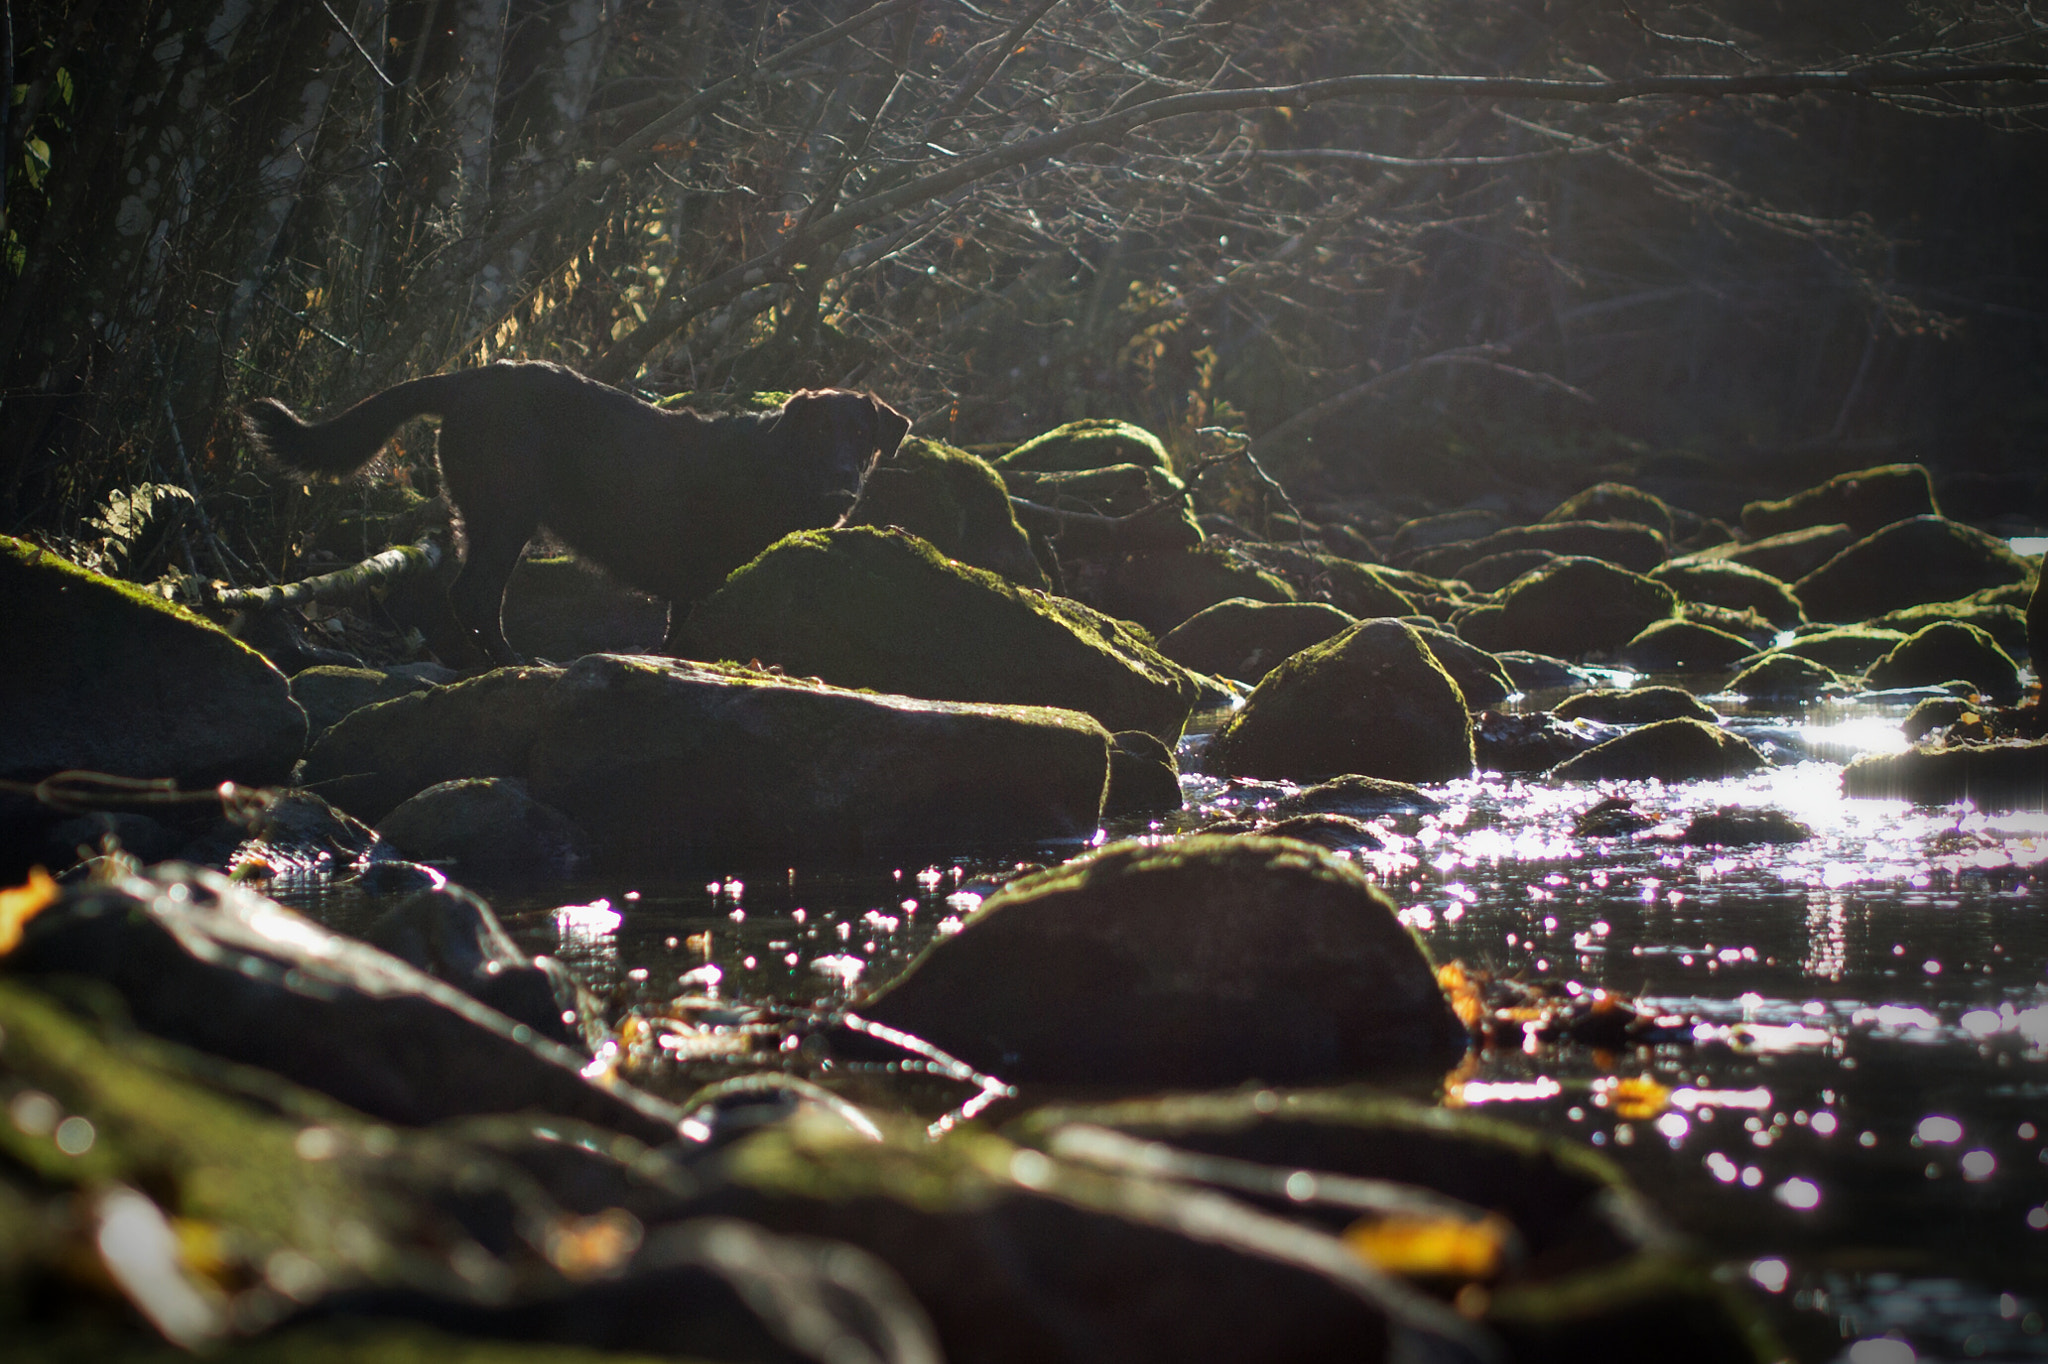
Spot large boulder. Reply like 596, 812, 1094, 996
302, 656, 1112, 864
1793, 516, 2035, 622
1411, 520, 1668, 577
1539, 482, 1676, 541
1648, 560, 1805, 629
1205, 619, 1475, 783
1741, 463, 1938, 540
996, 417, 1177, 477
1843, 739, 2048, 809
1863, 621, 2023, 701
375, 777, 590, 878
859, 835, 1468, 1086
1089, 544, 1297, 634
847, 436, 1048, 588
1549, 718, 1767, 782
1155, 598, 1357, 681
1668, 523, 1856, 584
682, 527, 1195, 740
0, 537, 306, 790
1456, 557, 1679, 660
1865, 600, 2028, 661
500, 554, 667, 659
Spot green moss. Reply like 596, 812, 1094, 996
2, 535, 246, 643
996, 418, 1177, 478
652, 388, 791, 412
847, 437, 1045, 586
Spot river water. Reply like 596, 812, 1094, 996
289, 681, 2048, 1364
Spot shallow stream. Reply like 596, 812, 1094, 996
284, 683, 2048, 1363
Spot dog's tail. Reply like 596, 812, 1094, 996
244, 372, 471, 479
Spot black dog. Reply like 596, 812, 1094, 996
246, 361, 909, 665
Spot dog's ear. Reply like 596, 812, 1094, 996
867, 395, 911, 458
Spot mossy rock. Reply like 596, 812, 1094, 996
1753, 626, 1906, 674
1104, 730, 1183, 817
997, 461, 1189, 515
682, 526, 1194, 740
0, 537, 307, 791
847, 436, 1047, 588
1864, 600, 2029, 661
288, 665, 438, 739
859, 835, 1467, 1085
1540, 482, 1676, 541
1648, 560, 1805, 630
1233, 542, 1418, 618
1794, 516, 2035, 622
1455, 548, 1559, 593
1410, 520, 1668, 578
1863, 621, 2022, 701
1389, 507, 1501, 557
1741, 463, 1938, 540
1549, 718, 1767, 782
1456, 557, 1679, 661
500, 554, 667, 659
1090, 544, 1297, 635
1206, 619, 1475, 783
375, 777, 589, 878
1412, 625, 1515, 709
1617, 619, 1756, 672
1902, 695, 1973, 743
1668, 523, 1855, 585
1843, 739, 2048, 808
1728, 653, 1847, 701
996, 417, 1177, 478
1552, 686, 1718, 726
2032, 567, 2048, 667
1155, 598, 1357, 681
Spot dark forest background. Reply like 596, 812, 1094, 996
3, 0, 2046, 585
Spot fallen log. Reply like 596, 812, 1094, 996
202, 538, 444, 612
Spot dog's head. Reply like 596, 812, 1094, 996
776, 389, 911, 514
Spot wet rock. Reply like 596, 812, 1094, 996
1253, 813, 1389, 851
3, 865, 687, 1143
682, 527, 1196, 740
1902, 696, 1973, 743
1231, 542, 1418, 619
1412, 626, 1515, 708
1648, 560, 1805, 630
1549, 718, 1767, 782
1843, 739, 2048, 809
1477, 711, 1615, 776
1728, 653, 1850, 701
1863, 621, 2023, 701
303, 657, 1112, 863
1390, 507, 1501, 557
1667, 523, 1855, 584
364, 875, 594, 1049
229, 787, 383, 874
1454, 547, 1559, 592
1493, 650, 1598, 692
1540, 482, 1676, 541
1205, 619, 1474, 783
848, 436, 1048, 588
1794, 516, 2035, 622
1759, 625, 1908, 673
1154, 598, 1356, 681
500, 554, 668, 660
860, 835, 1467, 1085
1411, 520, 1669, 577
1454, 556, 1679, 660
1270, 775, 1443, 817
1673, 806, 1811, 846
1573, 795, 1657, 837
1741, 462, 1938, 540
1617, 619, 1755, 672
0, 537, 306, 792
288, 665, 438, 740
1089, 544, 1297, 635
995, 417, 1178, 478
1552, 686, 1718, 726
375, 777, 590, 878
1004, 1090, 1774, 1364
1104, 730, 1183, 817
1865, 600, 2029, 661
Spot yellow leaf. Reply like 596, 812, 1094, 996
0, 866, 57, 955
1596, 1074, 1671, 1120
1344, 1213, 1510, 1281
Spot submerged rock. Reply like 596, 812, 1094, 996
1648, 559, 1805, 630
859, 835, 1468, 1085
1863, 621, 2023, 701
303, 657, 1112, 864
375, 777, 589, 878
1456, 556, 1680, 660
1843, 739, 2048, 809
1549, 718, 1767, 782
289, 665, 438, 739
1104, 730, 1184, 817
1, 537, 307, 792
1540, 482, 1676, 541
1552, 686, 1718, 726
1794, 516, 2035, 622
683, 527, 1195, 740
1668, 523, 1855, 584
1205, 619, 1475, 783
1741, 463, 1938, 540
1154, 598, 1356, 681
1728, 653, 1849, 701
847, 436, 1047, 588
3, 865, 686, 1144
1617, 619, 1755, 672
